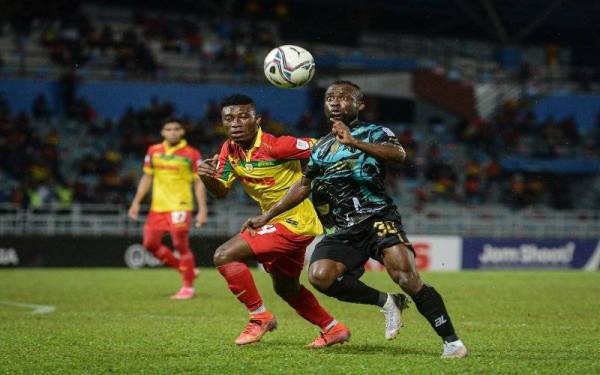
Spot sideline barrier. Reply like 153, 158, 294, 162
0, 236, 227, 268
462, 238, 600, 270
1, 236, 598, 270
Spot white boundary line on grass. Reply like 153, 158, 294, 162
0, 301, 56, 314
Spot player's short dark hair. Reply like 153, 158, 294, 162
329, 80, 364, 100
162, 117, 186, 128
221, 94, 256, 109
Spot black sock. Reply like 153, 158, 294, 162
411, 284, 458, 342
322, 275, 388, 307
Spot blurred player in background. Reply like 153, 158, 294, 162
198, 94, 349, 348
244, 81, 468, 358
128, 119, 208, 300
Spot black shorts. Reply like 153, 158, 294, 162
310, 209, 414, 278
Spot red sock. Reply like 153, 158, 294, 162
179, 251, 196, 288
284, 285, 334, 330
217, 262, 263, 311
171, 230, 196, 288
155, 245, 180, 269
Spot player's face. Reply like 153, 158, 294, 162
222, 104, 261, 144
161, 122, 184, 144
324, 84, 365, 126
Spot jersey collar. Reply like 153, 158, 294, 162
163, 139, 187, 155
251, 128, 263, 149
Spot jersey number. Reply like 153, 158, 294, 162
256, 225, 277, 235
171, 211, 187, 224
373, 221, 398, 237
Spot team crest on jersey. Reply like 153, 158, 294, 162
330, 142, 340, 154
245, 163, 254, 171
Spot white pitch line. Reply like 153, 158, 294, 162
461, 321, 580, 330
0, 301, 56, 314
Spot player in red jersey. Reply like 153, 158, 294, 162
128, 119, 208, 300
198, 94, 349, 347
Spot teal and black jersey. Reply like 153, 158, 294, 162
304, 122, 401, 232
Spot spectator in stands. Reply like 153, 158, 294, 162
395, 129, 418, 179
32, 94, 50, 120
0, 93, 10, 117
59, 71, 79, 116
463, 160, 482, 204
507, 173, 527, 208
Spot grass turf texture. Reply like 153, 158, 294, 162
1, 269, 599, 374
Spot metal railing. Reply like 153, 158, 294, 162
1, 203, 598, 238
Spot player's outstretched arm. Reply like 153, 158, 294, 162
128, 174, 152, 220
241, 176, 312, 233
198, 155, 230, 199
193, 178, 208, 228
332, 121, 406, 163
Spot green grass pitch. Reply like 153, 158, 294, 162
1, 269, 599, 374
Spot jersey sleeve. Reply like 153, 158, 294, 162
143, 147, 153, 175
214, 142, 236, 188
270, 136, 316, 160
303, 150, 321, 180
371, 126, 402, 147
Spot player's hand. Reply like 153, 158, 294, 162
331, 120, 356, 146
198, 154, 219, 177
241, 215, 270, 236
195, 211, 207, 228
128, 202, 140, 220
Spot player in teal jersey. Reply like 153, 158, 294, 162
244, 81, 468, 358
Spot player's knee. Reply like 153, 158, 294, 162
393, 270, 421, 295
143, 238, 160, 252
308, 266, 337, 291
213, 245, 232, 266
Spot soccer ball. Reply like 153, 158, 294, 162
263, 45, 315, 88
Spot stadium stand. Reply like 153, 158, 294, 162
1, 0, 600, 237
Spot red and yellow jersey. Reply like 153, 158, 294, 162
215, 128, 323, 237
143, 140, 201, 212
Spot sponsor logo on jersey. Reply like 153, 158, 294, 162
239, 176, 276, 186
285, 218, 299, 227
296, 139, 310, 150
382, 127, 396, 137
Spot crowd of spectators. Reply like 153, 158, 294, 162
2, 2, 600, 214
0, 91, 300, 209
401, 100, 600, 210
2, 1, 286, 80
1, 92, 599, 211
